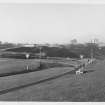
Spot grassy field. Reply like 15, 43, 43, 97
0, 58, 83, 75
0, 58, 81, 92
0, 58, 40, 74
0, 57, 98, 101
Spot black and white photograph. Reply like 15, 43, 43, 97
0, 0, 105, 102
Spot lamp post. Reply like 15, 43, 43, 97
25, 53, 30, 70
39, 46, 42, 68
90, 39, 96, 63
90, 40, 95, 59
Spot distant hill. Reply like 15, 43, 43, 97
2, 43, 105, 59
2, 46, 79, 59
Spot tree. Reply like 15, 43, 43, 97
70, 39, 77, 45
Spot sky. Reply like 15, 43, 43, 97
0, 2, 105, 44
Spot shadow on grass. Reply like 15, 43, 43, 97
0, 69, 76, 95
0, 70, 95, 96
83, 70, 95, 74
68, 70, 95, 75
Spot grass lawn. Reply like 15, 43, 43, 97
0, 58, 40, 74
0, 58, 82, 75
0, 57, 97, 101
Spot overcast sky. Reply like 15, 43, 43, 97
0, 3, 105, 44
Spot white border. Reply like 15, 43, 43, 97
0, 102, 104, 105
0, 0, 105, 4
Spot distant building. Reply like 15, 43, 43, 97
23, 44, 35, 47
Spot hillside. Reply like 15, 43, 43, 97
1, 43, 105, 59
1, 46, 79, 59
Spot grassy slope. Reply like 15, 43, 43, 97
0, 58, 82, 75
0, 58, 79, 92
0, 59, 102, 101
0, 67, 74, 95
0, 58, 39, 74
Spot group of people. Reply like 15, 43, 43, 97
75, 58, 95, 75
